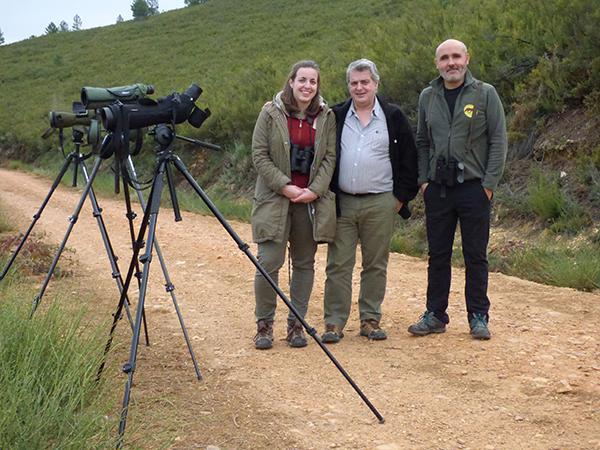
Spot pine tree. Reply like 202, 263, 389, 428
45, 22, 59, 34
59, 20, 70, 32
116, 14, 124, 23
148, 0, 159, 15
72, 14, 82, 31
0, 28, 4, 45
131, 0, 150, 20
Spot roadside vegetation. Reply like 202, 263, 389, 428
1, 0, 599, 292
0, 208, 117, 448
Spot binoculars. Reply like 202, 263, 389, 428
434, 156, 465, 186
290, 144, 314, 175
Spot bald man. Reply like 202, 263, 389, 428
408, 39, 507, 340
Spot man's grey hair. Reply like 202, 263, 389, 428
346, 58, 380, 83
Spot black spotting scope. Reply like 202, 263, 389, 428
100, 84, 210, 132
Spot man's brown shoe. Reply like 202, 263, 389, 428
321, 323, 344, 343
360, 319, 387, 340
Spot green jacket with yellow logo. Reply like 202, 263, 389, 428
416, 70, 507, 190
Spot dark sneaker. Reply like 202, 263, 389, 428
360, 319, 387, 340
321, 323, 344, 343
286, 319, 308, 348
407, 311, 446, 336
469, 313, 491, 340
254, 319, 273, 349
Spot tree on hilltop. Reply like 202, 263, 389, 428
59, 20, 70, 32
0, 28, 4, 45
116, 14, 124, 23
148, 0, 160, 15
45, 22, 59, 34
72, 14, 82, 31
185, 0, 208, 5
131, 0, 150, 20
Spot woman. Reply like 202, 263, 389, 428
251, 60, 337, 349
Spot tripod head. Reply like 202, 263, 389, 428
151, 124, 222, 153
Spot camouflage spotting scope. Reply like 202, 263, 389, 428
49, 110, 93, 128
46, 103, 101, 150
81, 83, 155, 109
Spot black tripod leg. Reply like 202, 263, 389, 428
1, 152, 76, 281
97, 161, 158, 383
172, 155, 385, 424
78, 159, 136, 332
117, 159, 167, 447
119, 174, 150, 347
30, 156, 104, 317
125, 156, 202, 380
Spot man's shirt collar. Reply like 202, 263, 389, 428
348, 97, 382, 118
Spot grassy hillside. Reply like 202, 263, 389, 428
1, 0, 598, 154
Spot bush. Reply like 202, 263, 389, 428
504, 243, 600, 291
527, 169, 566, 220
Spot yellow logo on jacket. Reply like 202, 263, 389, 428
464, 104, 475, 118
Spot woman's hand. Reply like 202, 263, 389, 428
281, 184, 304, 200
290, 188, 318, 203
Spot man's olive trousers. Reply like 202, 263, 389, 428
323, 192, 397, 329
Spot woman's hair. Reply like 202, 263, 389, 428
280, 60, 322, 116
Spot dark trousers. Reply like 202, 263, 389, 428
424, 180, 491, 324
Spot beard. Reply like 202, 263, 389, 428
439, 66, 467, 83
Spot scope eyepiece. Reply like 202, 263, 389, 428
183, 84, 202, 102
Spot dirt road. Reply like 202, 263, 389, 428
1, 167, 598, 450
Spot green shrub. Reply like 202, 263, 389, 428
527, 169, 566, 220
504, 243, 600, 291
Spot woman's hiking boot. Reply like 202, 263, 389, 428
254, 319, 274, 349
286, 319, 308, 348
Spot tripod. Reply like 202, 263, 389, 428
96, 152, 203, 382
114, 124, 384, 447
0, 129, 145, 338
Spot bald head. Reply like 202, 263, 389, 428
434, 39, 470, 88
435, 39, 468, 59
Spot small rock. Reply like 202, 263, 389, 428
557, 380, 573, 394
515, 415, 525, 422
